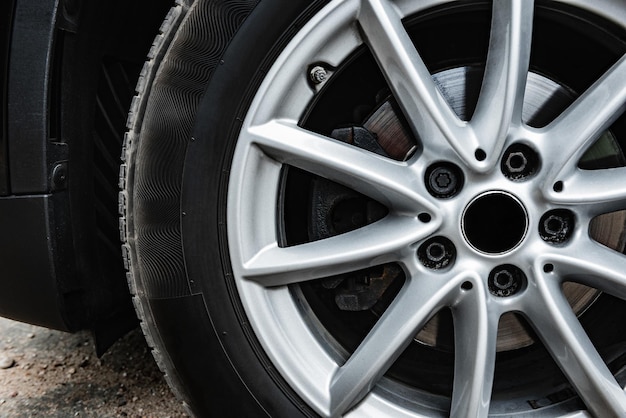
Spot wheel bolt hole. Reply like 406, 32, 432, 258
494, 271, 514, 289
545, 217, 564, 235
488, 265, 525, 297
501, 144, 540, 181
418, 237, 455, 270
553, 181, 564, 192
539, 209, 575, 244
426, 242, 445, 262
544, 264, 554, 273
508, 154, 526, 170
425, 162, 464, 199
475, 148, 487, 161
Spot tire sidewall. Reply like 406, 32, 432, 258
179, 0, 329, 416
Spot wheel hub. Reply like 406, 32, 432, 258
462, 191, 528, 254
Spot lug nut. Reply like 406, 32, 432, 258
418, 237, 455, 269
493, 270, 514, 290
488, 265, 525, 297
425, 162, 464, 198
505, 151, 528, 173
501, 144, 540, 181
539, 209, 575, 244
425, 242, 446, 263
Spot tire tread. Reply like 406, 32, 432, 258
119, 0, 195, 415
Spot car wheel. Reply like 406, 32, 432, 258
122, 0, 626, 416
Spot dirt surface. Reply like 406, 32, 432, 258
0, 317, 188, 417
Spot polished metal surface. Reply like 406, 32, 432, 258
227, 0, 626, 416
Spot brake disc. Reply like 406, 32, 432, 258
309, 66, 626, 352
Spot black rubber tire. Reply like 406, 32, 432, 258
121, 0, 328, 416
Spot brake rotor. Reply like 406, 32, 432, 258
312, 66, 626, 352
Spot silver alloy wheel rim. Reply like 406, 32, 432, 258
227, 0, 626, 416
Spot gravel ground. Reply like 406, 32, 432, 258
0, 317, 188, 418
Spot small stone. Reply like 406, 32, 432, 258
27, 333, 35, 339
9, 391, 17, 398
0, 357, 15, 369
68, 367, 76, 375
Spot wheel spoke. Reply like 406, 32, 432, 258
357, 0, 479, 167
328, 272, 463, 416
247, 120, 434, 213
450, 281, 498, 418
546, 167, 626, 213
525, 272, 626, 416
471, 0, 534, 167
543, 236, 626, 301
539, 53, 626, 180
240, 216, 429, 287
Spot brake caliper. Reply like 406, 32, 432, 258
309, 98, 415, 311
